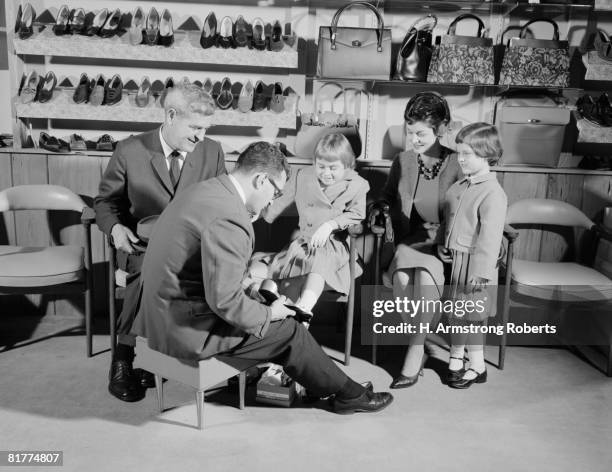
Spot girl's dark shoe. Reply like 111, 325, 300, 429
200, 12, 217, 49
52, 5, 70, 36
86, 8, 108, 36
37, 71, 57, 103
17, 3, 36, 40
251, 18, 266, 50
144, 7, 160, 45
99, 8, 122, 38
270, 20, 284, 51
448, 368, 487, 389
68, 8, 86, 35
233, 15, 250, 48
217, 16, 235, 49
446, 355, 466, 384
128, 6, 145, 45
159, 9, 174, 47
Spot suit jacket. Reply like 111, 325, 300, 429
94, 128, 226, 236
132, 175, 272, 360
380, 148, 462, 243
444, 172, 507, 281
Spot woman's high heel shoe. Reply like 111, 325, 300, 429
390, 354, 428, 389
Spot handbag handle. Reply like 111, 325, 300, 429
330, 1, 386, 52
447, 13, 486, 38
519, 18, 560, 41
314, 82, 347, 114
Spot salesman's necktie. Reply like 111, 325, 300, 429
169, 150, 181, 189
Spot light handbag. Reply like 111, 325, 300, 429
294, 82, 363, 159
317, 1, 392, 80
499, 18, 570, 87
427, 13, 495, 85
394, 14, 437, 82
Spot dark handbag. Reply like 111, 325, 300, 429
294, 82, 363, 159
394, 14, 437, 82
499, 18, 570, 87
427, 13, 495, 85
317, 1, 392, 80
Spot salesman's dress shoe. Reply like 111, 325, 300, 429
390, 370, 423, 389
333, 389, 393, 414
108, 360, 145, 402
134, 368, 156, 388
448, 368, 487, 389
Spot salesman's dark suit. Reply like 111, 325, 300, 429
94, 128, 226, 334
132, 175, 350, 396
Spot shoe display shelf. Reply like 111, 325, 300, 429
15, 91, 297, 129
13, 29, 298, 69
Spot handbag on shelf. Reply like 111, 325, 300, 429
394, 14, 437, 82
427, 13, 495, 85
499, 18, 570, 87
317, 1, 392, 80
294, 82, 363, 159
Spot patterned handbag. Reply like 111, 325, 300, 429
427, 13, 495, 85
499, 18, 570, 87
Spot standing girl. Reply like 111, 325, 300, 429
443, 122, 507, 388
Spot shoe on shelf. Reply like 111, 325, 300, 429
39, 132, 60, 152
217, 16, 235, 49
37, 71, 57, 103
233, 15, 250, 48
577, 94, 605, 126
446, 355, 466, 384
128, 6, 145, 45
104, 74, 123, 106
85, 8, 108, 36
68, 8, 86, 35
89, 74, 106, 106
252, 80, 268, 112
53, 5, 70, 36
69, 134, 87, 151
448, 368, 487, 389
96, 134, 116, 152
252, 18, 266, 51
19, 70, 40, 104
200, 12, 217, 49
216, 77, 233, 110
282, 86, 298, 111
144, 7, 160, 45
230, 81, 243, 109
73, 73, 91, 104
202, 77, 213, 95
99, 8, 122, 38
159, 77, 174, 107
159, 9, 174, 47
598, 93, 612, 127
108, 360, 145, 402
283, 22, 297, 48
17, 3, 36, 40
14, 3, 23, 35
270, 20, 284, 51
595, 29, 612, 63
269, 82, 284, 113
135, 76, 152, 107
237, 80, 254, 113
333, 389, 393, 414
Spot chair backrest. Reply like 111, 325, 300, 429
0, 185, 85, 213
507, 198, 594, 230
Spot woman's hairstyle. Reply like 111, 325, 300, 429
314, 133, 356, 169
455, 122, 503, 165
404, 91, 451, 132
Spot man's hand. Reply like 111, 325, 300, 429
110, 223, 141, 254
437, 245, 453, 263
270, 295, 293, 321
309, 221, 335, 250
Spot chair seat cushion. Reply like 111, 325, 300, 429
0, 245, 84, 287
512, 259, 612, 301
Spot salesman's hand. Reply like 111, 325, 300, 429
270, 295, 293, 321
111, 223, 141, 254
309, 221, 335, 250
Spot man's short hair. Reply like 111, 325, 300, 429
164, 78, 215, 116
235, 142, 290, 180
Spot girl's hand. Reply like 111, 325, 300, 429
437, 245, 453, 263
309, 221, 335, 249
468, 276, 489, 292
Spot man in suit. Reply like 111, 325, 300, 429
132, 142, 393, 414
94, 80, 226, 402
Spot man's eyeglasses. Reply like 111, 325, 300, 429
266, 175, 283, 200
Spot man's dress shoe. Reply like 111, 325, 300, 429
134, 368, 156, 388
333, 389, 393, 414
108, 360, 145, 402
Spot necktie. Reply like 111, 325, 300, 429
169, 150, 181, 189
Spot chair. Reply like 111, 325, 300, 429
500, 198, 612, 376
134, 336, 256, 430
0, 184, 95, 356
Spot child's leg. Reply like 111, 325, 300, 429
464, 345, 486, 379
295, 272, 325, 312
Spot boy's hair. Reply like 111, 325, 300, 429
455, 122, 503, 165
235, 141, 290, 180
404, 91, 451, 133
164, 78, 215, 116
314, 133, 356, 169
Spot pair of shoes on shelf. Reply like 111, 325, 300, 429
139, 7, 173, 46
447, 368, 487, 389
88, 74, 123, 106
39, 132, 69, 153
19, 71, 57, 104
83, 8, 121, 38
212, 77, 234, 109
577, 93, 612, 127
332, 388, 393, 414
96, 134, 116, 151
15, 3, 36, 40
53, 6, 88, 36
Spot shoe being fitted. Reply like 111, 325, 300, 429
333, 389, 393, 414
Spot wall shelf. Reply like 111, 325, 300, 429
14, 29, 299, 69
